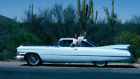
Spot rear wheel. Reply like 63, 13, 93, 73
26, 54, 42, 66
95, 61, 108, 67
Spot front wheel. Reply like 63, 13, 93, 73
95, 61, 108, 67
26, 54, 42, 66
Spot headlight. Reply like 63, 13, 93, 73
17, 51, 25, 55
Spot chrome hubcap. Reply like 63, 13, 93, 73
96, 61, 106, 67
28, 54, 39, 65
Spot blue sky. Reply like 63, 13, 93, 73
0, 0, 140, 22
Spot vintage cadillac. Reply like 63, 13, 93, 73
16, 38, 133, 67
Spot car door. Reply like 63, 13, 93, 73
52, 47, 78, 62
76, 41, 96, 63
51, 40, 78, 62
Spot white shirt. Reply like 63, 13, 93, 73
78, 36, 84, 46
73, 38, 78, 45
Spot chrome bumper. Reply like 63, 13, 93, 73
16, 54, 25, 61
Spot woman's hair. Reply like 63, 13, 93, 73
74, 32, 79, 39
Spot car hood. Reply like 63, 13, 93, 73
17, 45, 53, 50
100, 44, 130, 50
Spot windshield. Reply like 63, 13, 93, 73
49, 40, 59, 46
87, 40, 98, 47
81, 41, 94, 47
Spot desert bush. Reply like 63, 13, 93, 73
114, 31, 140, 58
0, 31, 40, 61
114, 31, 140, 47
92, 24, 113, 45
0, 50, 12, 61
135, 49, 140, 58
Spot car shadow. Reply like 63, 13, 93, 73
20, 63, 138, 68
104, 65, 137, 68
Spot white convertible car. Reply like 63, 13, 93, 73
16, 38, 133, 67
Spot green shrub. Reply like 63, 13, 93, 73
6, 31, 40, 46
0, 50, 12, 61
0, 31, 40, 61
114, 31, 140, 47
114, 31, 140, 58
135, 49, 140, 58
